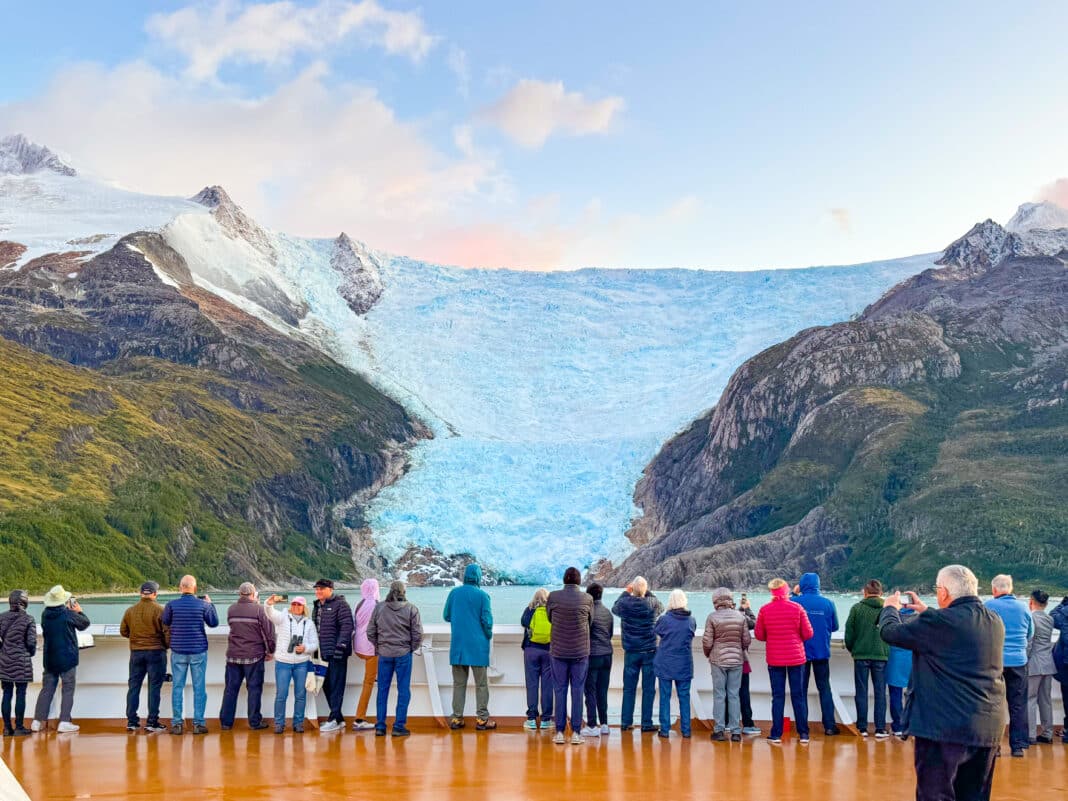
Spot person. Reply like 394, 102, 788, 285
703, 587, 751, 742
886, 607, 915, 737
0, 590, 36, 737
985, 574, 1034, 757
1051, 595, 1068, 744
546, 566, 593, 744
351, 578, 380, 731
654, 589, 696, 739
120, 581, 169, 733
219, 582, 275, 731
845, 579, 890, 738
520, 588, 553, 730
31, 585, 90, 733
443, 564, 495, 730
581, 583, 614, 737
1025, 589, 1055, 744
754, 577, 813, 744
265, 594, 318, 734
612, 576, 663, 733
367, 580, 423, 737
162, 575, 219, 735
879, 565, 1005, 801
737, 593, 761, 736
312, 579, 353, 733
793, 572, 840, 735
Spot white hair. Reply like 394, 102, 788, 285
667, 589, 688, 611
991, 574, 1013, 594
937, 565, 979, 600
179, 575, 197, 592
632, 576, 649, 596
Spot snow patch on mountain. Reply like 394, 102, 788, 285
939, 205, 1068, 273
330, 232, 384, 315
1006, 201, 1068, 233
0, 134, 76, 177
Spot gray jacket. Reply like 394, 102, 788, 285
589, 600, 615, 657
702, 605, 752, 669
546, 585, 593, 659
367, 600, 423, 658
1027, 609, 1056, 676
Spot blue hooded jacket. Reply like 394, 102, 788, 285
886, 607, 914, 687
653, 609, 696, 681
793, 573, 838, 661
443, 564, 493, 666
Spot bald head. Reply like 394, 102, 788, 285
179, 575, 197, 594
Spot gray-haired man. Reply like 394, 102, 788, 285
219, 582, 276, 731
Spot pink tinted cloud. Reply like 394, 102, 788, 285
1038, 178, 1068, 209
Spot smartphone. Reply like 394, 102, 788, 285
196, 595, 207, 600
275, 593, 289, 601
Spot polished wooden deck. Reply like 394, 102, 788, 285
3, 722, 1066, 801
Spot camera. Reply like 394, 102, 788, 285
287, 634, 304, 653
164, 673, 173, 683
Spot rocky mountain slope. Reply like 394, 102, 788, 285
607, 206, 1068, 590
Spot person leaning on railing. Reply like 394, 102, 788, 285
220, 582, 276, 732
0, 590, 36, 737
265, 594, 318, 734
367, 580, 423, 738
520, 587, 553, 731
32, 585, 90, 733
119, 581, 169, 733
162, 575, 219, 735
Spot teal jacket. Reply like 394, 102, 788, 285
443, 564, 494, 666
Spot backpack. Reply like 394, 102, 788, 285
529, 606, 551, 644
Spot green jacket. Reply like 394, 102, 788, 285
845, 597, 889, 661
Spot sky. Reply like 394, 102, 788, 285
2, 0, 1067, 271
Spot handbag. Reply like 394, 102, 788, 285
307, 656, 328, 695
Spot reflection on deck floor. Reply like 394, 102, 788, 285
3, 721, 1066, 800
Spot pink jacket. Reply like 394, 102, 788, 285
754, 585, 814, 667
352, 578, 380, 657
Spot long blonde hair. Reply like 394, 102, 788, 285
528, 587, 549, 609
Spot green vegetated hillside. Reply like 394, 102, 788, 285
0, 234, 423, 592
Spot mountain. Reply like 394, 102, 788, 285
606, 209, 1068, 591
0, 134, 76, 177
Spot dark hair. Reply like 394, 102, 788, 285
586, 583, 604, 601
1031, 589, 1049, 606
563, 567, 582, 586
864, 579, 883, 596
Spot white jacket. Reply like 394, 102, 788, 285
266, 604, 319, 665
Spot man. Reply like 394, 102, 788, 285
219, 582, 275, 732
546, 566, 594, 744
880, 565, 1005, 801
793, 573, 840, 735
1025, 590, 1055, 744
312, 579, 353, 733
612, 576, 663, 733
985, 574, 1034, 757
443, 564, 495, 730
1051, 596, 1068, 744
120, 581, 169, 733
703, 588, 751, 742
162, 575, 219, 735
845, 579, 890, 738
31, 586, 90, 733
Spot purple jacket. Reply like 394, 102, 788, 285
353, 579, 380, 657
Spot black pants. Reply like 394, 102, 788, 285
740, 671, 754, 727
2, 681, 28, 729
914, 737, 996, 801
324, 657, 348, 724
1003, 665, 1029, 750
1059, 665, 1068, 740
126, 650, 166, 727
219, 661, 266, 728
804, 658, 837, 729
584, 654, 612, 727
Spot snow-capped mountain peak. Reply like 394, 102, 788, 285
0, 134, 76, 177
189, 184, 277, 264
1005, 200, 1068, 233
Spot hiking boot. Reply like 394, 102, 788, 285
475, 717, 497, 731
553, 731, 566, 744
448, 717, 465, 730
170, 722, 184, 735
710, 730, 727, 742
193, 724, 209, 735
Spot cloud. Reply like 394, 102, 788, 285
447, 45, 470, 98
479, 79, 624, 149
828, 207, 852, 233
1037, 178, 1068, 209
146, 0, 437, 80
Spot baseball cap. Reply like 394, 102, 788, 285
140, 581, 160, 595
291, 596, 308, 606
313, 579, 334, 589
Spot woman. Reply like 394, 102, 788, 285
520, 588, 553, 730
32, 585, 90, 733
653, 589, 697, 738
754, 578, 814, 744
581, 583, 614, 737
265, 595, 319, 734
351, 578, 381, 731
1, 590, 36, 737
367, 581, 423, 737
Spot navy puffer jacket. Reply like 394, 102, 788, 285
612, 591, 662, 653
314, 593, 354, 660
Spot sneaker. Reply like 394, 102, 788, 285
30, 721, 42, 733
874, 730, 890, 740
274, 726, 285, 735
145, 723, 167, 734
579, 726, 600, 737
249, 722, 270, 731
600, 724, 610, 736
553, 731, 566, 745
57, 721, 80, 733
766, 736, 782, 744
710, 730, 727, 742
742, 726, 761, 736
799, 737, 810, 745
1011, 748, 1025, 758
170, 722, 184, 735
641, 725, 658, 733
375, 727, 387, 737
892, 731, 905, 737
12, 727, 31, 737
220, 725, 232, 731
293, 725, 304, 734
448, 717, 465, 730
319, 721, 342, 733
730, 732, 742, 742
352, 720, 376, 731
126, 722, 140, 732
620, 725, 633, 731
539, 720, 553, 730
2, 727, 12, 737
523, 719, 538, 730
391, 726, 411, 738
1036, 733, 1053, 744
859, 730, 870, 738
475, 717, 497, 731
657, 731, 669, 738
193, 724, 208, 735
570, 733, 585, 745
824, 726, 840, 736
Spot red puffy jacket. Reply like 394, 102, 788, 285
754, 585, 814, 667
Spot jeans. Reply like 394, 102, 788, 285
804, 658, 837, 730
356, 654, 377, 720
620, 650, 656, 729
1027, 674, 1053, 739
551, 656, 588, 733
768, 664, 808, 739
523, 648, 553, 720
853, 659, 887, 732
2, 681, 28, 729
376, 653, 413, 731
710, 664, 742, 734
1059, 665, 1068, 739
914, 737, 996, 801
170, 651, 208, 726
126, 650, 166, 726
1003, 664, 1029, 750
889, 685, 906, 733
584, 654, 612, 727
658, 677, 691, 737
451, 665, 489, 719
274, 661, 309, 728
220, 660, 266, 728
34, 668, 77, 723
740, 670, 754, 727
323, 657, 348, 724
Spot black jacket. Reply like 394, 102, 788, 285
0, 608, 37, 683
40, 606, 90, 675
546, 585, 593, 659
879, 597, 1005, 746
612, 592, 662, 653
589, 600, 615, 657
313, 594, 354, 660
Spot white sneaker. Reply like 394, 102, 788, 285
351, 720, 376, 731
319, 721, 342, 733
580, 726, 600, 737
600, 724, 610, 736
56, 722, 79, 733
31, 720, 42, 733
553, 731, 566, 745
570, 733, 585, 745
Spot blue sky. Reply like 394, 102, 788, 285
2, 1, 1068, 270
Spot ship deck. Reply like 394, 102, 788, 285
4, 721, 1065, 801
